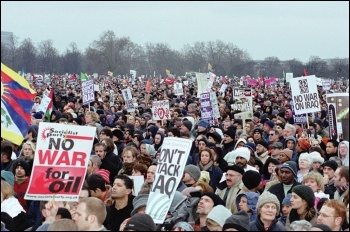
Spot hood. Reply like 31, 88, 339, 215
284, 136, 296, 149
338, 140, 349, 167
235, 192, 260, 214
234, 138, 247, 150
50, 110, 62, 122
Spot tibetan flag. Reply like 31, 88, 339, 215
80, 72, 88, 81
303, 69, 308, 76
208, 63, 214, 73
1, 63, 36, 145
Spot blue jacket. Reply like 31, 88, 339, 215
235, 192, 260, 222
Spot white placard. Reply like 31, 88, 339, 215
82, 80, 95, 105
122, 88, 135, 112
152, 100, 170, 120
290, 76, 320, 114
286, 73, 293, 83
174, 83, 184, 96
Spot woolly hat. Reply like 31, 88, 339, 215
282, 193, 292, 206
173, 222, 194, 231
207, 205, 232, 227
232, 147, 251, 162
112, 128, 124, 141
222, 210, 250, 231
131, 194, 149, 216
33, 111, 44, 119
280, 149, 293, 160
197, 120, 209, 129
256, 140, 268, 150
1, 170, 14, 187
298, 138, 311, 151
182, 120, 193, 132
253, 127, 263, 134
242, 170, 262, 190
244, 142, 256, 152
95, 169, 110, 184
292, 185, 315, 208
184, 164, 201, 182
224, 126, 236, 139
264, 120, 275, 129
256, 191, 280, 216
322, 160, 338, 172
124, 213, 156, 231
309, 151, 324, 164
272, 109, 280, 115
72, 117, 83, 125
310, 224, 332, 231
12, 159, 30, 176
280, 161, 298, 177
224, 164, 245, 175
299, 152, 313, 165
206, 131, 222, 144
201, 192, 225, 207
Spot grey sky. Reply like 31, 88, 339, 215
1, 1, 349, 63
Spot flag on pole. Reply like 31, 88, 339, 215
80, 72, 88, 81
303, 69, 308, 76
208, 63, 214, 73
1, 63, 36, 145
283, 70, 286, 79
45, 88, 54, 120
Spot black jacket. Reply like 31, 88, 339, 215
268, 181, 301, 207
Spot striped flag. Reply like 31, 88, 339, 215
1, 63, 36, 145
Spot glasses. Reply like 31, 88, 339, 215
317, 212, 338, 218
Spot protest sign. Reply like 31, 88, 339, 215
146, 137, 192, 224
174, 83, 184, 96
152, 100, 170, 120
326, 93, 349, 141
290, 76, 320, 114
322, 79, 331, 91
128, 175, 145, 197
206, 72, 216, 92
36, 93, 51, 113
231, 88, 253, 112
122, 88, 135, 112
234, 111, 253, 133
290, 100, 307, 124
219, 84, 227, 93
285, 73, 293, 83
196, 73, 209, 98
82, 80, 94, 105
210, 92, 220, 119
200, 92, 214, 124
25, 123, 95, 201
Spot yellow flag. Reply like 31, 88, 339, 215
166, 69, 171, 75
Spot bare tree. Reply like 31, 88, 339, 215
17, 38, 38, 72
62, 42, 82, 74
37, 40, 59, 73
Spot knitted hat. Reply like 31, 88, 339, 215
201, 192, 225, 206
244, 142, 256, 152
280, 161, 298, 177
184, 164, 201, 182
242, 170, 262, 190
299, 152, 313, 165
253, 128, 263, 134
1, 170, 14, 187
72, 117, 83, 125
256, 140, 268, 150
207, 205, 232, 227
112, 129, 124, 140
124, 213, 156, 231
197, 120, 209, 129
310, 224, 332, 231
182, 120, 193, 132
12, 159, 30, 176
271, 142, 283, 149
222, 210, 250, 231
282, 193, 292, 206
280, 149, 293, 160
224, 126, 236, 139
33, 111, 44, 119
322, 160, 338, 172
292, 185, 315, 208
95, 169, 110, 184
232, 147, 251, 161
264, 120, 275, 129
272, 110, 279, 115
256, 191, 280, 216
298, 138, 311, 151
131, 194, 149, 216
206, 131, 222, 144
173, 222, 194, 231
224, 165, 245, 175
309, 151, 324, 164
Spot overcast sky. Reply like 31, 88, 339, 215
2, 1, 349, 63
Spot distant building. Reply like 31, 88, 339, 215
1, 31, 13, 48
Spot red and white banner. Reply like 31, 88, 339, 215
24, 123, 96, 201
152, 100, 170, 120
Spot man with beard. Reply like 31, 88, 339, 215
222, 126, 236, 157
108, 175, 134, 231
216, 165, 245, 213
228, 147, 258, 172
268, 161, 301, 206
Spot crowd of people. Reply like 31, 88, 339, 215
1, 73, 349, 231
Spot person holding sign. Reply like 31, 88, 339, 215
197, 148, 223, 191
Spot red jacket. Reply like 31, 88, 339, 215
14, 177, 30, 212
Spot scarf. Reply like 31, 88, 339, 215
199, 160, 213, 171
15, 176, 28, 185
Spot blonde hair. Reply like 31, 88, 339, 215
19, 141, 36, 158
85, 111, 99, 122
48, 219, 78, 231
206, 218, 220, 227
79, 197, 107, 225
1, 179, 14, 199
302, 171, 325, 192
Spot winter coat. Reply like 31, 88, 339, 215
235, 192, 260, 222
250, 217, 286, 231
268, 181, 301, 207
